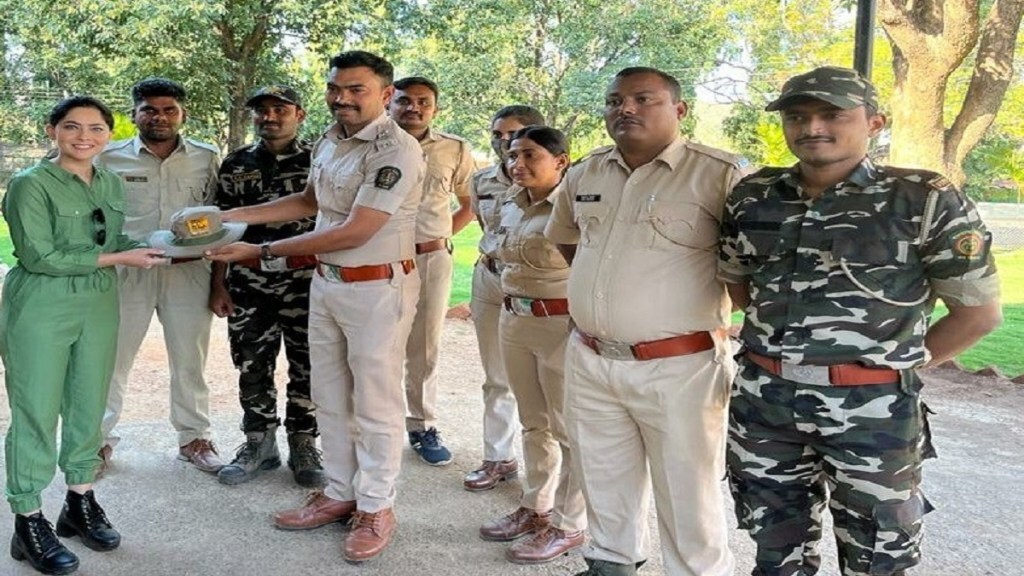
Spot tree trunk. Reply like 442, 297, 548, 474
880, 0, 1024, 186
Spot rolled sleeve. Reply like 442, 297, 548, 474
921, 188, 1000, 307
354, 145, 423, 215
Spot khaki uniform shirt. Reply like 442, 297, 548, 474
496, 185, 569, 300
97, 136, 220, 242
471, 164, 513, 258
311, 113, 424, 267
415, 128, 474, 242
545, 138, 746, 343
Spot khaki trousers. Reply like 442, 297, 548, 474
103, 260, 213, 446
404, 248, 452, 432
499, 310, 585, 531
309, 266, 419, 512
564, 334, 735, 576
469, 260, 517, 461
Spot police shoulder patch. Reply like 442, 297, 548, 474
374, 166, 402, 190
952, 229, 984, 259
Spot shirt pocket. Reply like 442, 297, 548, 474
574, 203, 609, 247
643, 200, 717, 251
518, 235, 566, 270
177, 177, 211, 205
318, 171, 363, 216
830, 232, 929, 305
100, 197, 127, 242
54, 204, 95, 248
122, 177, 157, 218
424, 164, 453, 198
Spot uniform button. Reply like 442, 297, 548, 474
616, 216, 625, 222
596, 292, 605, 299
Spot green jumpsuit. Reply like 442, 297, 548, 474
0, 158, 140, 514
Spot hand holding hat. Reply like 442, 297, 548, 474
147, 206, 247, 258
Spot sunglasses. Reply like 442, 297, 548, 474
92, 208, 106, 245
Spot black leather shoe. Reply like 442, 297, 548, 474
10, 512, 80, 575
55, 490, 121, 551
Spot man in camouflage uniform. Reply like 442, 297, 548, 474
210, 85, 324, 487
719, 66, 1003, 576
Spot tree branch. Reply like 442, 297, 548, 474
945, 0, 1024, 168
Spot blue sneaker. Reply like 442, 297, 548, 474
408, 427, 453, 466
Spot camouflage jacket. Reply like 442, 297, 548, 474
215, 138, 315, 243
719, 158, 1000, 369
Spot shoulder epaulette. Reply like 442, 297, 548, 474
572, 145, 614, 166
103, 139, 134, 152
186, 139, 221, 155
683, 141, 750, 170
434, 131, 468, 144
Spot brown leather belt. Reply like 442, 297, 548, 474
576, 329, 715, 361
316, 260, 415, 283
416, 238, 449, 255
235, 255, 318, 270
744, 351, 899, 386
170, 257, 201, 264
503, 296, 570, 317
479, 255, 500, 274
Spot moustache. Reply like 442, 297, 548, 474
331, 104, 360, 113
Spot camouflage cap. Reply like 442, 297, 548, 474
245, 85, 302, 108
765, 66, 879, 112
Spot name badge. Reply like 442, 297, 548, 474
231, 171, 261, 183
125, 176, 148, 183
575, 194, 601, 202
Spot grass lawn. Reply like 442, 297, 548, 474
1, 220, 1019, 376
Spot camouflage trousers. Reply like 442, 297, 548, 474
227, 266, 316, 435
727, 358, 936, 576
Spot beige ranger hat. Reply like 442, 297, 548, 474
147, 206, 247, 257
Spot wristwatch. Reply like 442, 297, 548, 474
260, 243, 275, 262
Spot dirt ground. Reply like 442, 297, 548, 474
0, 316, 1022, 575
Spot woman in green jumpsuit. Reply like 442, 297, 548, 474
0, 96, 168, 575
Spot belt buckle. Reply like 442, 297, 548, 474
509, 297, 534, 316
319, 264, 343, 282
594, 339, 636, 361
780, 362, 831, 386
261, 257, 288, 272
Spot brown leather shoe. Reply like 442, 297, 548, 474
506, 526, 585, 564
95, 445, 113, 479
463, 459, 518, 492
274, 490, 356, 530
177, 439, 225, 473
479, 506, 551, 542
343, 508, 396, 562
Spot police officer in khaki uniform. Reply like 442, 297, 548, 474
387, 76, 475, 466
479, 126, 587, 564
463, 105, 545, 491
545, 67, 746, 576
96, 78, 223, 474
207, 51, 424, 563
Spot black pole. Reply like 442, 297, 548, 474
854, 0, 877, 78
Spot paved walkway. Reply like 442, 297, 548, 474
0, 319, 1021, 575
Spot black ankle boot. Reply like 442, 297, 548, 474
55, 490, 120, 551
10, 512, 80, 575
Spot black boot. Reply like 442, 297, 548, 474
55, 490, 120, 551
10, 512, 80, 575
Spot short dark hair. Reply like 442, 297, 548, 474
613, 67, 682, 102
48, 95, 115, 130
510, 125, 569, 157
394, 76, 439, 100
491, 105, 545, 127
328, 51, 394, 86
130, 77, 187, 105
